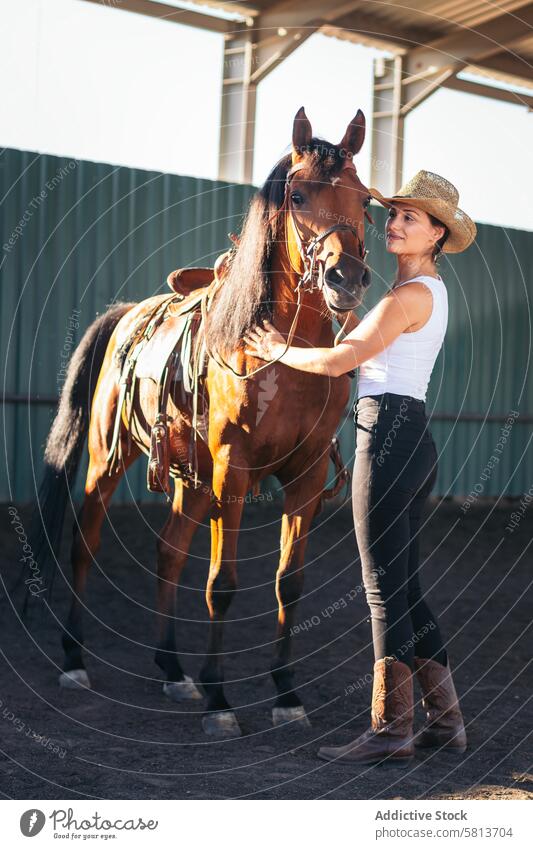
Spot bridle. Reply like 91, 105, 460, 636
204, 157, 370, 379
283, 159, 369, 294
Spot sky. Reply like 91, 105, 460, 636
2, 0, 533, 230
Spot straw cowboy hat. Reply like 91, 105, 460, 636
370, 170, 476, 253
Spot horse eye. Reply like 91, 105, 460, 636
290, 192, 304, 206
363, 196, 371, 209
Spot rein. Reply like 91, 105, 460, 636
203, 159, 368, 380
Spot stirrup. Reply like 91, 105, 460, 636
147, 414, 171, 494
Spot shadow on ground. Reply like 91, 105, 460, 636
1, 497, 531, 800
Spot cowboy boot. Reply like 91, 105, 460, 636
414, 656, 467, 753
318, 657, 414, 767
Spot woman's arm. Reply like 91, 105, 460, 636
243, 282, 432, 378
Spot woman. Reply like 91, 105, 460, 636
244, 171, 476, 767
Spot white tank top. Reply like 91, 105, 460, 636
357, 275, 448, 402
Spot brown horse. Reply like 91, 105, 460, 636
33, 107, 371, 737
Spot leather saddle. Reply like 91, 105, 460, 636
166, 247, 233, 297
167, 266, 213, 297
108, 247, 235, 496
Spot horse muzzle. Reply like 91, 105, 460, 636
322, 262, 371, 312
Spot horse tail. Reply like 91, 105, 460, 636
315, 436, 351, 517
25, 303, 134, 613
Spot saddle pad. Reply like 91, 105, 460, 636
135, 312, 191, 382
134, 287, 206, 381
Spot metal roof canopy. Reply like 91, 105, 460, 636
83, 1, 533, 190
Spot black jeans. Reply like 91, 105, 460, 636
352, 392, 447, 670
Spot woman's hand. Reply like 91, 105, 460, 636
243, 320, 286, 361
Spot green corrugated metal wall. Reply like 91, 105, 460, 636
1, 147, 531, 503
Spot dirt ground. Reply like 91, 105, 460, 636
0, 496, 531, 800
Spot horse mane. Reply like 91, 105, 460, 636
205, 138, 346, 357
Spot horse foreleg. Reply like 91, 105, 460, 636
155, 477, 211, 701
271, 461, 329, 728
199, 448, 248, 737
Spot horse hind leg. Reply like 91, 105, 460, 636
60, 446, 140, 689
155, 478, 211, 702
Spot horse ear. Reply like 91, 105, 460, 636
339, 109, 366, 158
292, 106, 312, 162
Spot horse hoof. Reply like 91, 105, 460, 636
202, 711, 242, 738
272, 705, 311, 728
59, 669, 91, 690
163, 676, 203, 702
